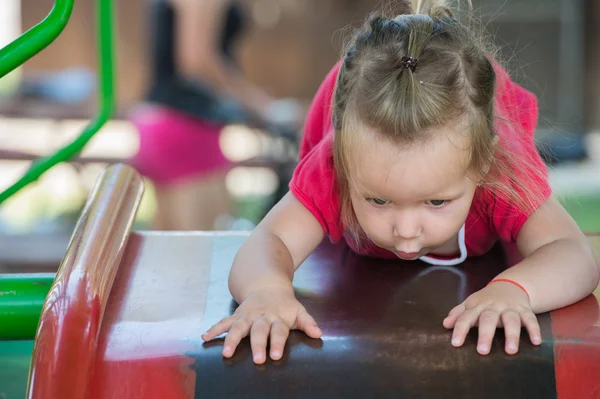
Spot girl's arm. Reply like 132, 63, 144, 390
496, 197, 599, 313
202, 192, 325, 364
444, 197, 599, 356
228, 192, 325, 303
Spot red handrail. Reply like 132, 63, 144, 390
26, 164, 144, 399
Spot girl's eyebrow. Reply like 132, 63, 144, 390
415, 189, 467, 202
352, 170, 467, 199
359, 190, 386, 199
409, 173, 469, 197
359, 185, 466, 201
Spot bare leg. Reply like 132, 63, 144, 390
152, 171, 231, 231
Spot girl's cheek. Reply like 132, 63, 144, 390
364, 216, 390, 243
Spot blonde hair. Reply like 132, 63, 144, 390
332, 0, 548, 243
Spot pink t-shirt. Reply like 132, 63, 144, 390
290, 61, 551, 264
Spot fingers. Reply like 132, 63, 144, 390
217, 316, 294, 364
476, 309, 500, 355
520, 311, 542, 346
269, 319, 290, 360
450, 306, 539, 356
222, 317, 252, 358
295, 310, 322, 338
203, 315, 298, 364
236, 308, 321, 364
451, 307, 481, 348
250, 318, 272, 364
202, 316, 236, 341
500, 310, 521, 355
443, 303, 466, 329
205, 305, 321, 363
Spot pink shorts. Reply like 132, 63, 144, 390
129, 105, 232, 185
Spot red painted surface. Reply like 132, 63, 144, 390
26, 165, 143, 399
87, 232, 212, 399
28, 286, 103, 399
90, 355, 195, 399
504, 238, 600, 399
552, 293, 600, 399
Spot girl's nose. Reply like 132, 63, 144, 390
393, 221, 422, 240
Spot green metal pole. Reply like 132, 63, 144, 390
0, 0, 74, 79
0, 274, 54, 340
0, 0, 117, 205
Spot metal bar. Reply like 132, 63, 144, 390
0, 148, 128, 165
0, 0, 74, 78
0, 274, 55, 340
0, 0, 117, 205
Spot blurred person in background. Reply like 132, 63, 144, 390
130, 0, 298, 230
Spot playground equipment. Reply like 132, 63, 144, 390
0, 1, 599, 398
0, 163, 598, 398
0, 0, 116, 206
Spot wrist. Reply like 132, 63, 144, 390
488, 278, 530, 300
233, 278, 294, 303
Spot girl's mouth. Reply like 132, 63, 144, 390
397, 251, 420, 260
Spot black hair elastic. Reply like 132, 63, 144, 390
400, 56, 418, 72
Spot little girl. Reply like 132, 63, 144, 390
202, 0, 600, 364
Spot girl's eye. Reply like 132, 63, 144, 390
369, 198, 390, 206
427, 199, 448, 207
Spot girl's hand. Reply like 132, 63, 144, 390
201, 288, 322, 364
442, 281, 542, 355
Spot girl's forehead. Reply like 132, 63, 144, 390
347, 126, 472, 197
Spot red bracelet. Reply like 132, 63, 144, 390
487, 278, 530, 300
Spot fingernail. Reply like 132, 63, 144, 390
452, 338, 460, 346
253, 353, 263, 362
478, 344, 489, 353
223, 345, 232, 354
508, 343, 517, 352
533, 336, 541, 344
271, 350, 281, 358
